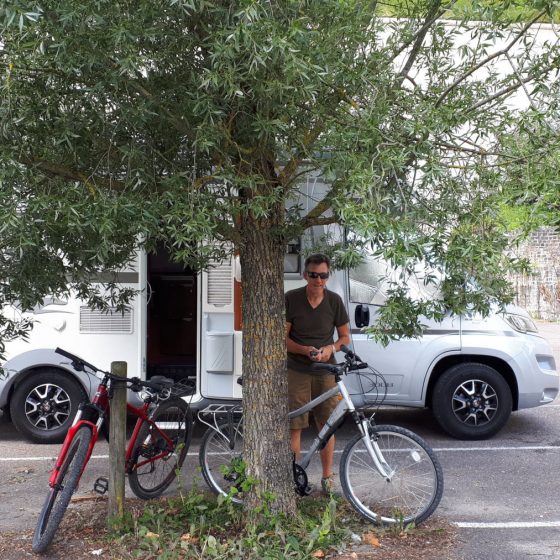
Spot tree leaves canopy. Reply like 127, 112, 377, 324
1, 0, 559, 349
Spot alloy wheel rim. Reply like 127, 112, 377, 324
451, 379, 498, 426
24, 383, 71, 430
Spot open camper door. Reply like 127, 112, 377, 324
144, 246, 198, 383
200, 255, 242, 400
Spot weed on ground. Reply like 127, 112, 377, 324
0, 490, 458, 559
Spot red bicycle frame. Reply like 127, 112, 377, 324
124, 401, 177, 472
49, 381, 177, 488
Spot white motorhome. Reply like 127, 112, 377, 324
0, 177, 558, 444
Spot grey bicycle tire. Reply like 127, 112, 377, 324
32, 425, 92, 553
128, 398, 192, 500
340, 424, 443, 525
199, 420, 244, 504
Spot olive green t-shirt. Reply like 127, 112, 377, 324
285, 286, 349, 372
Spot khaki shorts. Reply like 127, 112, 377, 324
288, 368, 339, 429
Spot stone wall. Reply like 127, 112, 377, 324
510, 228, 560, 321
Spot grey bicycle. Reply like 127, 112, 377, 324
198, 346, 443, 525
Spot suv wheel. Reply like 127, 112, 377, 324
432, 363, 512, 440
9, 369, 87, 444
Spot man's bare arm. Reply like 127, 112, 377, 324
318, 323, 351, 362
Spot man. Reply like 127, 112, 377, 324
285, 253, 351, 494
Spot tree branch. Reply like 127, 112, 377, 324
105, 58, 195, 141
127, 79, 195, 140
298, 178, 347, 230
397, 0, 448, 86
17, 155, 127, 192
465, 75, 534, 114
277, 122, 325, 188
390, 1, 456, 64
300, 215, 338, 228
435, 10, 546, 108
433, 139, 516, 158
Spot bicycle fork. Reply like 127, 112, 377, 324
337, 380, 395, 482
355, 416, 394, 481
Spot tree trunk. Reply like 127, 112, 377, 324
239, 213, 296, 517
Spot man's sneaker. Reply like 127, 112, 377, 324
321, 474, 336, 496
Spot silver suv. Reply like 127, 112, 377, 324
0, 300, 557, 443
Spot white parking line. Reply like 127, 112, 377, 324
454, 521, 560, 529
3, 443, 560, 462
0, 451, 207, 461
0, 454, 110, 461
433, 445, 560, 452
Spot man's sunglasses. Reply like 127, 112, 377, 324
306, 271, 330, 279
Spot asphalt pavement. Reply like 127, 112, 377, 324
1, 320, 559, 559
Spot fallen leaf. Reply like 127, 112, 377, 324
311, 550, 325, 558
180, 533, 200, 544
145, 531, 159, 539
362, 532, 381, 547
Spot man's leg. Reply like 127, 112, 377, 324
311, 374, 338, 487
315, 421, 335, 478
288, 369, 310, 462
291, 429, 302, 461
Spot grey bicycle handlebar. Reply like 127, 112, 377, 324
311, 344, 367, 374
311, 363, 340, 374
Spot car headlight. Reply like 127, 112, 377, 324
503, 313, 538, 333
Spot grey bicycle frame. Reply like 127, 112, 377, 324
289, 377, 393, 480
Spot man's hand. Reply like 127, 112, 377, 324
307, 347, 322, 361
317, 346, 334, 362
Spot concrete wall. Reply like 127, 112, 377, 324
510, 228, 560, 321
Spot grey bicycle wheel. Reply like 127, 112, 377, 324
199, 420, 244, 504
340, 424, 443, 525
32, 425, 92, 553
128, 398, 192, 499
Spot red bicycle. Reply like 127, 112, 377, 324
32, 347, 194, 554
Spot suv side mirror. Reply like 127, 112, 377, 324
355, 304, 370, 328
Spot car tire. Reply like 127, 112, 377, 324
432, 363, 512, 440
10, 369, 87, 444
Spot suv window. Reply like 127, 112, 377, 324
349, 254, 441, 305
349, 256, 391, 305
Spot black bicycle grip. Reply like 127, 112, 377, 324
55, 347, 99, 373
340, 344, 362, 363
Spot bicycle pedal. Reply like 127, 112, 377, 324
93, 477, 109, 495
295, 484, 313, 496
